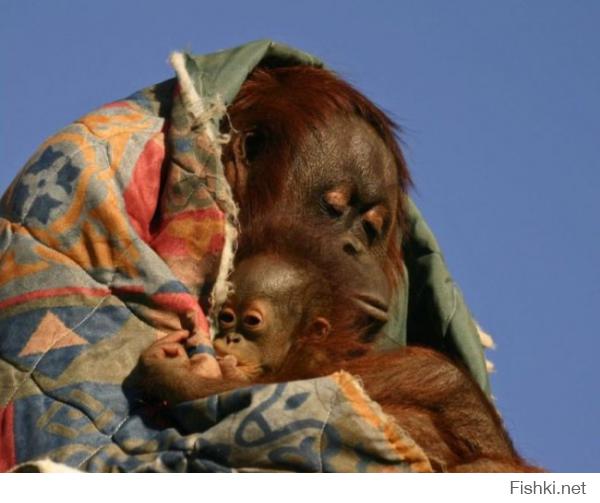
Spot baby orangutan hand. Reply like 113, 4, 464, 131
137, 332, 251, 404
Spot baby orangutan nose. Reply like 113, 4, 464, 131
225, 333, 242, 344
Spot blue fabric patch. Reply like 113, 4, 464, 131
29, 147, 63, 175
155, 280, 190, 294
29, 194, 62, 224
55, 159, 80, 194
285, 392, 309, 410
187, 344, 215, 357
13, 394, 109, 465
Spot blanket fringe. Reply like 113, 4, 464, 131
170, 52, 239, 336
475, 322, 496, 373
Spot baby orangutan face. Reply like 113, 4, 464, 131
214, 254, 331, 378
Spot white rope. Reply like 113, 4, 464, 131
169, 51, 240, 337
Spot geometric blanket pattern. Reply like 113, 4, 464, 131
1, 39, 489, 472
0, 41, 432, 472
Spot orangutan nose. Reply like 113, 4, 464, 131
226, 333, 242, 344
341, 235, 365, 257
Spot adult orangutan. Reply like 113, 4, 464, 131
137, 219, 541, 473
220, 65, 409, 312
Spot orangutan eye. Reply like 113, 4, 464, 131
243, 314, 261, 327
363, 220, 379, 244
218, 308, 236, 328
362, 206, 387, 243
321, 198, 343, 218
321, 187, 350, 218
241, 309, 264, 332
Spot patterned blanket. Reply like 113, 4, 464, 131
0, 40, 486, 472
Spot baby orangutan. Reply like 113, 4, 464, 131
137, 224, 541, 473
138, 222, 377, 401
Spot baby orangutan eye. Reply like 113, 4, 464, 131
218, 308, 236, 329
242, 311, 263, 331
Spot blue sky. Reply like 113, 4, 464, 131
1, 0, 599, 472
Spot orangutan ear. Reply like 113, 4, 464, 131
224, 133, 251, 200
232, 132, 248, 164
233, 129, 266, 165
308, 317, 331, 340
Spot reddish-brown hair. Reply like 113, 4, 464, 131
227, 65, 411, 282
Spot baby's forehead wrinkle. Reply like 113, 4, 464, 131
232, 259, 308, 302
